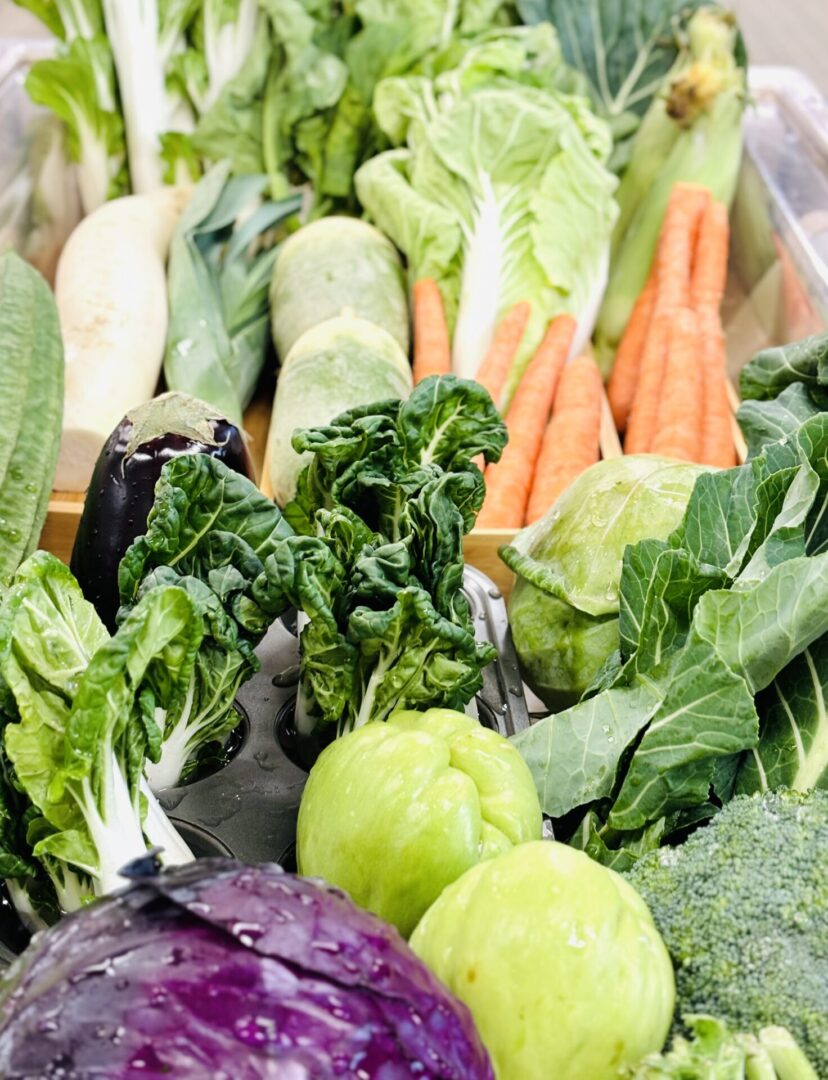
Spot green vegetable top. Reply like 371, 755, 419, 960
626, 790, 828, 1077
627, 1015, 819, 1080
514, 407, 828, 863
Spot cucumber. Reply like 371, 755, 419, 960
0, 253, 64, 582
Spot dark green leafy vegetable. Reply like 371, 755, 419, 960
118, 456, 294, 787
737, 332, 828, 457
270, 376, 507, 734
514, 410, 828, 860
516, 0, 714, 169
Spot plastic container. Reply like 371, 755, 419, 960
0, 39, 81, 283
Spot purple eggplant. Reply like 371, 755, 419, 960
70, 392, 254, 630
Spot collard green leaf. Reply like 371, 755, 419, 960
738, 383, 822, 459
739, 331, 828, 402
516, 0, 713, 165
606, 635, 759, 832
515, 410, 828, 858
512, 681, 662, 818
738, 642, 828, 795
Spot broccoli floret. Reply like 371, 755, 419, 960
627, 1015, 818, 1079
626, 789, 828, 1076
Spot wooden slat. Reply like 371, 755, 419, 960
725, 379, 749, 463
599, 386, 623, 459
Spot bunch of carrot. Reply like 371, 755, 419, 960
412, 279, 604, 529
606, 182, 737, 468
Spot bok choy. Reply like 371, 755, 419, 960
0, 554, 196, 924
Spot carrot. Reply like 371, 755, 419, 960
625, 183, 710, 454
477, 314, 577, 528
475, 301, 531, 409
650, 307, 703, 461
606, 271, 657, 434
690, 200, 729, 312
697, 305, 737, 468
687, 197, 735, 468
526, 355, 602, 523
412, 278, 451, 383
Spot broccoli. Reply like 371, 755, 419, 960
626, 789, 828, 1076
627, 1015, 818, 1079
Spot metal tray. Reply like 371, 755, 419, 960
0, 565, 530, 955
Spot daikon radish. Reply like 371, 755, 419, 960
54, 186, 192, 492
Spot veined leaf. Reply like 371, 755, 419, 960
738, 642, 828, 795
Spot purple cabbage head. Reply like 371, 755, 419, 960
0, 859, 493, 1079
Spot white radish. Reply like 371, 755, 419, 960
53, 186, 191, 492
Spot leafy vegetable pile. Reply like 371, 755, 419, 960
515, 333, 828, 865
272, 375, 507, 733
117, 453, 292, 791
0, 553, 195, 926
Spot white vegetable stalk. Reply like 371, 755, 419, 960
451, 171, 505, 382
141, 778, 195, 868
143, 679, 195, 793
101, 0, 194, 193
5, 881, 49, 934
199, 0, 261, 114
75, 759, 147, 897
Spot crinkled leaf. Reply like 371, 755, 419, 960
739, 331, 828, 401
738, 382, 822, 459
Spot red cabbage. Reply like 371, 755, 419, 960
0, 859, 493, 1078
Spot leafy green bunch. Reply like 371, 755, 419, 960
515, 333, 828, 866
270, 375, 507, 734
0, 553, 198, 927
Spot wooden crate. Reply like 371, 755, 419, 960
42, 384, 744, 604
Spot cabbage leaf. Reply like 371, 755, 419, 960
356, 84, 617, 403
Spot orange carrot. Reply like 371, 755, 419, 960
625, 183, 710, 454
607, 271, 657, 434
477, 315, 577, 528
526, 355, 602, 523
697, 305, 737, 468
690, 200, 729, 312
412, 278, 451, 383
475, 301, 531, 409
650, 307, 703, 461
